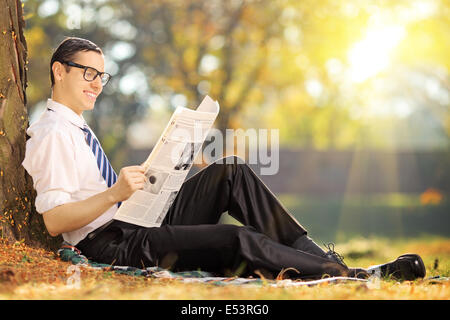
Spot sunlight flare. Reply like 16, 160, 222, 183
347, 25, 406, 83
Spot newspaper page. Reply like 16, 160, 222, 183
113, 95, 220, 227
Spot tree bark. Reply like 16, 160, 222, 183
0, 0, 62, 250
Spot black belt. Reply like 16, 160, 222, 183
86, 219, 115, 241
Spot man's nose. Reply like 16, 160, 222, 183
91, 75, 102, 91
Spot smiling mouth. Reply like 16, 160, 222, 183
84, 91, 97, 101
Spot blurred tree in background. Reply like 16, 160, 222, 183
24, 0, 286, 167
22, 0, 449, 168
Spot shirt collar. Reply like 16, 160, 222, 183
46, 99, 86, 129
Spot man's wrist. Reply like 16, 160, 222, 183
105, 186, 120, 205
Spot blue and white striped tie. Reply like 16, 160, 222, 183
81, 124, 121, 207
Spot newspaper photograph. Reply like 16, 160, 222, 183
113, 95, 220, 227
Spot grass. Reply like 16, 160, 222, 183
0, 236, 449, 300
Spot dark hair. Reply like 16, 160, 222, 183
50, 37, 103, 87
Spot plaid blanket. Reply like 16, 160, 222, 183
57, 242, 216, 279
57, 242, 374, 287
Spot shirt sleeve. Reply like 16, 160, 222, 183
22, 130, 80, 213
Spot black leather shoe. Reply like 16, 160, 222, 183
367, 254, 426, 281
323, 243, 371, 279
323, 243, 347, 267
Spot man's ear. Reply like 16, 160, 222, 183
52, 61, 65, 83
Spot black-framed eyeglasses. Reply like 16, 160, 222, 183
60, 61, 112, 86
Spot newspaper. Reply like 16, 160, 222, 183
113, 95, 220, 227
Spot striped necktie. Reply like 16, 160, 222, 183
81, 124, 117, 187
81, 124, 121, 207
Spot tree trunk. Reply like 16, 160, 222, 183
0, 0, 62, 250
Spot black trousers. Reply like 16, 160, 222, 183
77, 156, 346, 279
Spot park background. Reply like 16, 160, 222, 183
20, 0, 450, 242
0, 0, 449, 300
22, 0, 449, 243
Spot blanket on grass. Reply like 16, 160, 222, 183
57, 242, 372, 287
58, 242, 449, 286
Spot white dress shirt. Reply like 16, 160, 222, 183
22, 99, 117, 245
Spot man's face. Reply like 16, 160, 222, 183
54, 50, 105, 115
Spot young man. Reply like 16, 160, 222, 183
22, 37, 426, 281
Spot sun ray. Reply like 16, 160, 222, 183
347, 25, 406, 83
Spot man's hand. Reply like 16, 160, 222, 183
42, 165, 146, 236
110, 165, 146, 202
